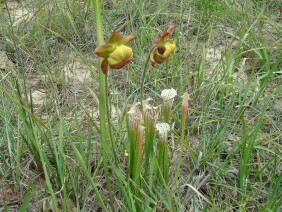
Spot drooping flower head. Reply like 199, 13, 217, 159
95, 32, 136, 74
150, 25, 176, 67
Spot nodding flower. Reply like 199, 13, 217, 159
150, 25, 176, 67
95, 32, 136, 74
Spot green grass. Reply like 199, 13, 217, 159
1, 0, 282, 211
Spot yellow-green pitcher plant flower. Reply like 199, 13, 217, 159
95, 32, 136, 74
150, 25, 176, 67
140, 25, 177, 108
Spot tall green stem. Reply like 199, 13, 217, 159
140, 50, 153, 109
165, 60, 169, 86
93, 0, 113, 208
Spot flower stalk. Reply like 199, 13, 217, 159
140, 51, 153, 109
93, 0, 113, 208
